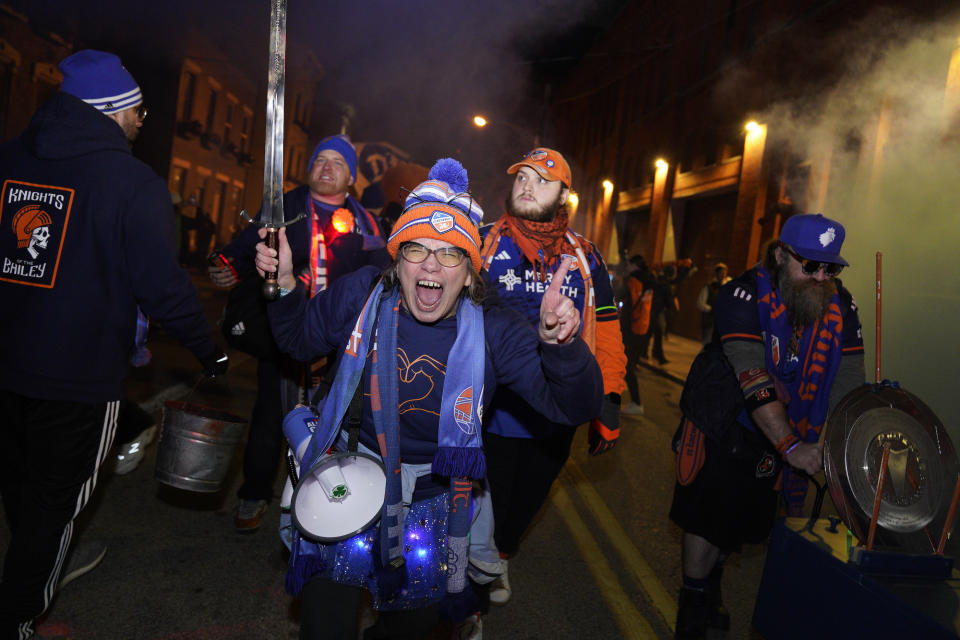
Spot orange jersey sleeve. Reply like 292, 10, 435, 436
595, 314, 627, 395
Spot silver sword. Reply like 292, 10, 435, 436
242, 0, 304, 299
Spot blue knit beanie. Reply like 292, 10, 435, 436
308, 134, 357, 181
59, 50, 142, 115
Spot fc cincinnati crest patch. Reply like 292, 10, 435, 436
454, 386, 474, 434
756, 453, 777, 478
430, 210, 454, 233
0, 180, 74, 288
529, 150, 548, 162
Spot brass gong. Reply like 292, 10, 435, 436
824, 383, 959, 553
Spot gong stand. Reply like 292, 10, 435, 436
825, 253, 960, 577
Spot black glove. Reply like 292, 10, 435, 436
588, 393, 621, 456
200, 349, 229, 377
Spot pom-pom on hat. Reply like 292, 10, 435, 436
59, 50, 142, 115
779, 213, 848, 266
507, 147, 572, 188
308, 134, 358, 181
387, 158, 484, 271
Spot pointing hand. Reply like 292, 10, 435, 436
539, 256, 580, 344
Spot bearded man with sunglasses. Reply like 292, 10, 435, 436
669, 213, 865, 639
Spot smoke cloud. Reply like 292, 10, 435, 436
746, 7, 960, 440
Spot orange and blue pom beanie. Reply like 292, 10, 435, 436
387, 158, 484, 271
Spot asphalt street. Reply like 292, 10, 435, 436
2, 268, 773, 639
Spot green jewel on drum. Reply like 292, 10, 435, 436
332, 484, 347, 499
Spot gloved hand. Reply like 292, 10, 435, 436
588, 393, 621, 456
199, 349, 229, 377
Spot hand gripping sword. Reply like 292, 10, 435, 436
242, 0, 304, 299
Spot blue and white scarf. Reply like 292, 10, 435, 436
287, 277, 486, 600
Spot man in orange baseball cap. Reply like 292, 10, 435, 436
474, 147, 627, 605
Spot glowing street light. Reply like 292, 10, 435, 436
655, 158, 668, 170
567, 192, 579, 210
745, 120, 760, 134
473, 115, 488, 128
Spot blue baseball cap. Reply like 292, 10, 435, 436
779, 213, 848, 266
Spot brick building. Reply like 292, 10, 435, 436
551, 0, 957, 342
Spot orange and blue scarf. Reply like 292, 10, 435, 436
756, 267, 843, 513
288, 278, 485, 601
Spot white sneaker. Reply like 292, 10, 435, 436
114, 425, 157, 475
621, 402, 645, 416
488, 562, 511, 605
452, 613, 482, 640
468, 556, 507, 585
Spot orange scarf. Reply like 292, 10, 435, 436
481, 217, 596, 354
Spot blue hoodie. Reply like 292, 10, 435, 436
0, 92, 218, 403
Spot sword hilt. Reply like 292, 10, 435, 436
238, 210, 306, 300
263, 227, 280, 299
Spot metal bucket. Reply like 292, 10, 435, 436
155, 400, 247, 493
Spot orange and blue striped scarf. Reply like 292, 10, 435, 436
756, 266, 843, 512
288, 278, 485, 599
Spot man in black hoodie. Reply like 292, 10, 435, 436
0, 50, 226, 638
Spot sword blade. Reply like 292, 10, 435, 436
262, 0, 286, 228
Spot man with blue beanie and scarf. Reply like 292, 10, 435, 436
0, 49, 226, 639
209, 134, 390, 532
253, 158, 603, 639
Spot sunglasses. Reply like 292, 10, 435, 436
136, 104, 148, 121
400, 242, 467, 267
779, 243, 843, 277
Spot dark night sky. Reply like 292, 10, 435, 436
9, 0, 626, 201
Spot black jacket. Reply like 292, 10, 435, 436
0, 92, 218, 402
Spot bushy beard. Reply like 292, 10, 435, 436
505, 190, 563, 222
777, 264, 837, 329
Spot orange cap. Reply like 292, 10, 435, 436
507, 147, 571, 188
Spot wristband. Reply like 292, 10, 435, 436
775, 433, 800, 458
784, 440, 802, 457
278, 285, 293, 297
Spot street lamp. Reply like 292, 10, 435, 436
470, 114, 538, 147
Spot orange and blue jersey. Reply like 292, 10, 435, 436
479, 223, 626, 438
714, 266, 863, 437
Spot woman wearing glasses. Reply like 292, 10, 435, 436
254, 159, 603, 640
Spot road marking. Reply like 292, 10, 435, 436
566, 460, 678, 632
551, 483, 658, 640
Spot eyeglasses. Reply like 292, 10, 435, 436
136, 104, 148, 122
400, 242, 467, 267
779, 242, 843, 277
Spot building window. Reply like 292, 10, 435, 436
223, 102, 234, 145
171, 166, 188, 198
181, 72, 196, 121
240, 111, 251, 153
205, 88, 218, 133
216, 179, 229, 226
